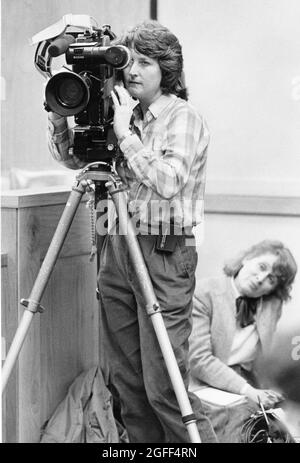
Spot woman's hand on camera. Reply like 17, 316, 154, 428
111, 85, 136, 141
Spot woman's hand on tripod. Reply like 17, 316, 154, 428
111, 85, 136, 141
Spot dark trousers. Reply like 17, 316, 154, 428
98, 233, 217, 443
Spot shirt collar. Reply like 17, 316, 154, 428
148, 93, 177, 119
231, 277, 242, 299
133, 93, 177, 121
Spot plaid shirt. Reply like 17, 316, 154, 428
47, 94, 209, 232
47, 114, 86, 169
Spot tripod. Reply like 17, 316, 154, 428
1, 162, 201, 443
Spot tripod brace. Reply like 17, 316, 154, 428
1, 163, 201, 443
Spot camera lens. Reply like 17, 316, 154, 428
45, 71, 90, 116
56, 78, 86, 108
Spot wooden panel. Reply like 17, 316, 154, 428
1, 193, 100, 442
40, 257, 99, 428
1, 187, 72, 209
17, 207, 44, 442
1, 210, 19, 443
14, 202, 94, 260
1, 0, 151, 174
1, 255, 8, 443
39, 202, 94, 259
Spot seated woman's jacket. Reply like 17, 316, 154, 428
188, 276, 282, 394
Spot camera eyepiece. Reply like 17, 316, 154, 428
105, 46, 130, 69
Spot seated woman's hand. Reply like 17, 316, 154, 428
244, 386, 283, 409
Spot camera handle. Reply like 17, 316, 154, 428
1, 164, 201, 443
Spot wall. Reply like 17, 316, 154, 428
158, 0, 300, 196
1, 0, 151, 176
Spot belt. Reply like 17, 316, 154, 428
114, 218, 193, 237
136, 221, 193, 237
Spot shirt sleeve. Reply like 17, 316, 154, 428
47, 113, 86, 170
119, 106, 209, 199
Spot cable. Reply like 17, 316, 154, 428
240, 411, 295, 443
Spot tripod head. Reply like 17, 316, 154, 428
77, 160, 118, 183
75, 161, 125, 206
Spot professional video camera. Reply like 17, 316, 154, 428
32, 14, 130, 163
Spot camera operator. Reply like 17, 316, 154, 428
47, 20, 217, 443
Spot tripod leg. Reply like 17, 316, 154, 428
1, 182, 87, 394
106, 182, 201, 443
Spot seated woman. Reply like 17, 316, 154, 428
188, 240, 297, 442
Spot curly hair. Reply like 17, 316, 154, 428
223, 240, 297, 301
115, 20, 188, 100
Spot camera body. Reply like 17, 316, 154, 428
35, 21, 130, 163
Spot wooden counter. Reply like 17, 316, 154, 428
1, 187, 100, 442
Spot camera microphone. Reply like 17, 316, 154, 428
49, 34, 75, 57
